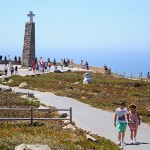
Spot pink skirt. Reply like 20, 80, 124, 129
129, 122, 138, 131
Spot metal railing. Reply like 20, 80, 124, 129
0, 107, 72, 125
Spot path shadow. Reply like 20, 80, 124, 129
126, 142, 150, 146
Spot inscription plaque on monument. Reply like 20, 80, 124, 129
22, 11, 35, 67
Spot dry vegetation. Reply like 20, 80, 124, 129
0, 86, 121, 149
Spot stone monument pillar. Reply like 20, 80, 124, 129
22, 11, 35, 67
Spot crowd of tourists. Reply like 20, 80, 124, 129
0, 55, 21, 65
0, 54, 91, 75
0, 55, 20, 76
3, 63, 18, 76
30, 57, 74, 74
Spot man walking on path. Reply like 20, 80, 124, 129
114, 100, 129, 146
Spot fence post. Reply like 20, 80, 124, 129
31, 107, 34, 125
131, 73, 132, 79
70, 107, 72, 124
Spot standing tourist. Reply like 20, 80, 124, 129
48, 61, 51, 72
0, 54, 2, 64
114, 100, 128, 146
80, 60, 83, 69
14, 66, 18, 75
53, 58, 56, 66
128, 104, 141, 144
10, 65, 14, 75
8, 55, 11, 65
47, 58, 50, 63
31, 61, 36, 74
34, 57, 37, 64
35, 62, 39, 73
18, 56, 21, 65
14, 56, 17, 62
147, 72, 150, 79
139, 72, 142, 80
60, 59, 63, 69
4, 64, 8, 76
85, 61, 89, 70
44, 62, 48, 72
42, 61, 45, 73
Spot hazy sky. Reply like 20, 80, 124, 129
0, 0, 150, 76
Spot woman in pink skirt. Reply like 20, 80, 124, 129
128, 104, 141, 144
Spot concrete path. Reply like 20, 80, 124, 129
0, 84, 150, 150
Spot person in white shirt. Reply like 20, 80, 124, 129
4, 64, 8, 76
114, 100, 129, 146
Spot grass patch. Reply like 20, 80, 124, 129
22, 99, 40, 106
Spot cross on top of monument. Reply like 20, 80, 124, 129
27, 11, 35, 23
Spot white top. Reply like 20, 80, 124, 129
4, 65, 8, 71
115, 108, 128, 123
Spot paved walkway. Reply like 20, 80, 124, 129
0, 65, 150, 150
